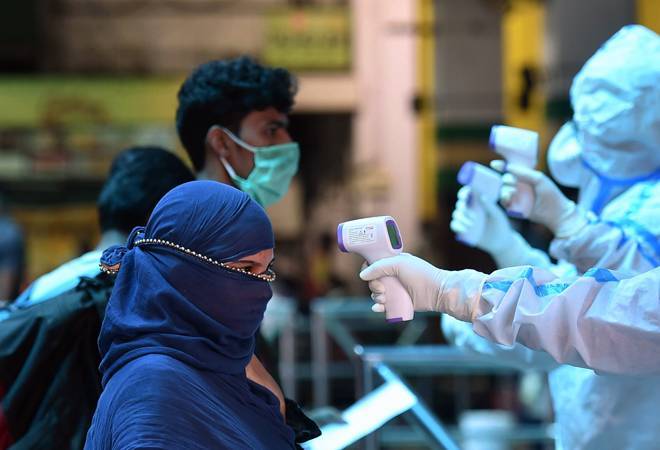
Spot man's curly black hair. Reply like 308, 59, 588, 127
176, 56, 297, 172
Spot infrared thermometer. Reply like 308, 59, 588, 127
456, 161, 503, 246
489, 125, 538, 218
337, 216, 414, 323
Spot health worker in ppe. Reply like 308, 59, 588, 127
360, 256, 660, 376
392, 25, 659, 450
448, 24, 660, 450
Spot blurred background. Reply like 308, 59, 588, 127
1, 0, 658, 448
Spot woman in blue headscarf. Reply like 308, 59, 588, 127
84, 181, 297, 449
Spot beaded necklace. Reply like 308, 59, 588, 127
99, 238, 276, 282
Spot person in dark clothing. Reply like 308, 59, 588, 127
12, 147, 195, 310
0, 149, 318, 450
0, 274, 115, 450
0, 147, 195, 449
85, 181, 305, 449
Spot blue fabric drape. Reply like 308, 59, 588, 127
85, 181, 295, 450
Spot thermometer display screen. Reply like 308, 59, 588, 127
386, 220, 402, 250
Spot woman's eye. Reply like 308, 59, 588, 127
267, 126, 279, 137
230, 263, 252, 272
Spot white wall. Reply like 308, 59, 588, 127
435, 0, 502, 124
544, 0, 635, 101
351, 0, 421, 249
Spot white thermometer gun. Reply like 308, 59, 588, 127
337, 216, 414, 323
456, 161, 503, 246
489, 125, 538, 218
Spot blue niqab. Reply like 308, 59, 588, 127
84, 181, 295, 450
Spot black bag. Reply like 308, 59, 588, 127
0, 273, 319, 449
285, 398, 322, 448
0, 274, 114, 450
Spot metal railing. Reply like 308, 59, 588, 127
303, 296, 555, 449
356, 346, 554, 449
310, 297, 435, 407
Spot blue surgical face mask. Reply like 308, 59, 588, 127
219, 128, 300, 208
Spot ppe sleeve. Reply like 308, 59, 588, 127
442, 315, 560, 371
471, 266, 660, 375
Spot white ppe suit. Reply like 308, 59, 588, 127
470, 266, 660, 375
444, 25, 660, 450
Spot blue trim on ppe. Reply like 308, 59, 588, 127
483, 280, 515, 293
580, 159, 660, 215
583, 268, 619, 282
483, 267, 572, 297
581, 159, 660, 184
622, 182, 655, 218
535, 283, 572, 297
603, 219, 660, 267
482, 267, 618, 307
521, 266, 534, 281
614, 229, 629, 251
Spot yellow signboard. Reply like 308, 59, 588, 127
263, 7, 351, 71
0, 76, 183, 127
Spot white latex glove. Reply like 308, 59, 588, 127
359, 253, 486, 322
491, 160, 589, 238
451, 186, 553, 269
451, 185, 516, 255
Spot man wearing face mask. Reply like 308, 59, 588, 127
439, 25, 660, 450
175, 57, 320, 447
176, 56, 299, 209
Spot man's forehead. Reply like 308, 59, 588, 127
244, 108, 289, 127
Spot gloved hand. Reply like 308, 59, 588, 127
359, 253, 486, 322
451, 185, 515, 255
451, 185, 553, 269
491, 160, 589, 238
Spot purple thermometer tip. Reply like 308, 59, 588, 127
337, 223, 348, 253
457, 161, 476, 185
489, 126, 498, 150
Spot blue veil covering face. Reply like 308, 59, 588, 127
85, 181, 295, 450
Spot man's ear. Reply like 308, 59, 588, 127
206, 125, 232, 159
